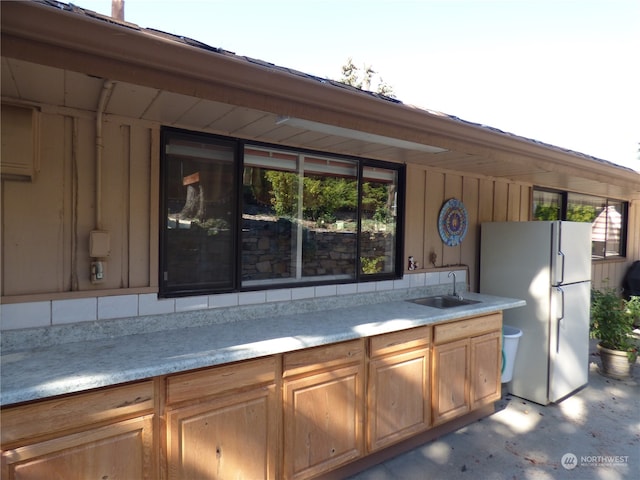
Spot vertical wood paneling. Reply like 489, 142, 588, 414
404, 164, 426, 270
76, 116, 98, 291
461, 177, 479, 290
506, 184, 520, 221
425, 171, 444, 267
520, 186, 531, 221
148, 126, 161, 288
129, 126, 152, 287
2, 113, 67, 296
478, 179, 494, 224
101, 119, 126, 289
493, 182, 508, 221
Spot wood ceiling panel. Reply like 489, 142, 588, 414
142, 90, 200, 124
106, 82, 159, 118
8, 59, 64, 105
64, 70, 103, 111
1, 58, 19, 98
206, 106, 266, 133
174, 99, 235, 129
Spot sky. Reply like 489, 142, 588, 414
76, 0, 639, 171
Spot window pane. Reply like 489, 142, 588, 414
592, 200, 624, 258
360, 166, 398, 275
302, 156, 358, 281
241, 148, 299, 285
241, 148, 358, 286
162, 134, 236, 293
533, 190, 562, 220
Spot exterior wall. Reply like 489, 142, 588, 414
404, 163, 532, 292
2, 101, 639, 330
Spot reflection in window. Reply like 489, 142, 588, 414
533, 187, 627, 259
360, 167, 398, 276
242, 147, 358, 286
161, 132, 237, 294
533, 190, 562, 221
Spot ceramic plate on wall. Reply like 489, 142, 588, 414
438, 198, 468, 246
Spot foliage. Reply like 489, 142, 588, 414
264, 170, 298, 217
339, 57, 395, 98
590, 287, 638, 361
566, 204, 596, 222
361, 256, 384, 274
534, 203, 559, 221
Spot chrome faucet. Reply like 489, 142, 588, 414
448, 271, 461, 299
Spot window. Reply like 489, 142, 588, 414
533, 188, 627, 259
160, 128, 404, 296
160, 130, 238, 295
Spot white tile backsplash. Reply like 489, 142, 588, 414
315, 285, 337, 297
408, 273, 426, 288
98, 295, 138, 320
209, 293, 238, 308
376, 280, 395, 291
139, 294, 175, 316
266, 289, 292, 303
175, 296, 208, 312
337, 283, 358, 295
52, 298, 97, 325
238, 291, 266, 305
0, 302, 51, 330
291, 286, 315, 300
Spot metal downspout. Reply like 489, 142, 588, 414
95, 80, 114, 230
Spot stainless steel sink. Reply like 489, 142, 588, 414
409, 295, 481, 309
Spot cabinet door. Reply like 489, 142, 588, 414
283, 363, 364, 480
368, 346, 430, 451
2, 416, 154, 480
167, 385, 277, 480
470, 331, 502, 409
432, 338, 469, 425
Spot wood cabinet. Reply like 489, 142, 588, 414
1, 310, 504, 480
282, 340, 365, 480
165, 356, 279, 480
470, 330, 502, 409
1, 381, 155, 480
432, 313, 502, 426
367, 326, 431, 451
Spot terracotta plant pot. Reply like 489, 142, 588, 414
597, 343, 634, 379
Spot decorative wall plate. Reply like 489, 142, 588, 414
438, 198, 468, 246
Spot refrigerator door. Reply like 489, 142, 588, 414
549, 281, 591, 402
551, 222, 592, 286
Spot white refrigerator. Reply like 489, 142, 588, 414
480, 221, 592, 405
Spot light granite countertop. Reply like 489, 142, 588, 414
0, 292, 525, 406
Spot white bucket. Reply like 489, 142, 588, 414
502, 325, 523, 383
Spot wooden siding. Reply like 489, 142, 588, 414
1, 109, 155, 296
1, 105, 638, 301
404, 164, 532, 292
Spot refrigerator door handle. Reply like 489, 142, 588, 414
557, 250, 566, 285
556, 287, 565, 353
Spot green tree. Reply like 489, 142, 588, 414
339, 57, 395, 98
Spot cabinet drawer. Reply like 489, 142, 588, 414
283, 340, 364, 378
1, 381, 154, 447
370, 326, 431, 358
434, 313, 502, 345
167, 356, 276, 405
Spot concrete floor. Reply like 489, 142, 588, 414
347, 340, 640, 480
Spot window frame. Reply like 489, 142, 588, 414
533, 187, 628, 260
159, 128, 405, 297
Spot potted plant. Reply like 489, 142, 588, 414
590, 287, 639, 378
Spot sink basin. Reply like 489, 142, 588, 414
409, 295, 481, 309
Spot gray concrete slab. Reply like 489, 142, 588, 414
348, 340, 640, 480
